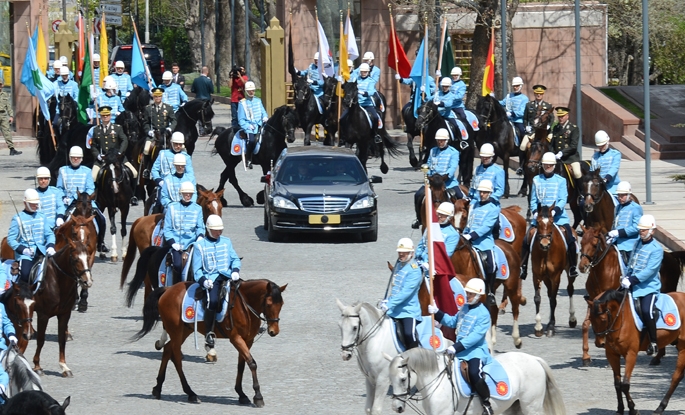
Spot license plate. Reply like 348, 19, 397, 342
308, 214, 341, 225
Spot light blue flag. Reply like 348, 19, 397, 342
409, 39, 431, 117
130, 35, 156, 90
20, 27, 39, 97
20, 27, 55, 120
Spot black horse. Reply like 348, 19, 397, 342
175, 99, 215, 155
415, 100, 476, 187
293, 74, 332, 146
475, 94, 519, 198
213, 105, 299, 207
401, 101, 423, 168
96, 148, 133, 262
0, 390, 70, 415
339, 81, 401, 174
123, 85, 151, 128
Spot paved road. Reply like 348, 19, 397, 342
0, 102, 684, 415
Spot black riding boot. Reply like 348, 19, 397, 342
142, 155, 151, 179
474, 377, 493, 415
520, 238, 530, 280
95, 211, 109, 253
127, 167, 139, 206
204, 308, 217, 350
486, 271, 497, 308
645, 309, 659, 356
564, 224, 579, 278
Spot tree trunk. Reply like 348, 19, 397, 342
185, 0, 216, 74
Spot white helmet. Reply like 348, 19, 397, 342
616, 181, 632, 195
440, 77, 452, 87
450, 67, 462, 76
363, 51, 375, 61
162, 71, 173, 81
314, 52, 320, 60
52, 60, 62, 69
206, 214, 224, 230
59, 56, 68, 64
104, 79, 117, 90
59, 66, 70, 76
347, 59, 354, 68
359, 63, 370, 72
435, 128, 449, 141
115, 60, 125, 68
396, 237, 414, 252
103, 75, 115, 84
36, 167, 51, 178
179, 181, 195, 194
173, 153, 186, 166
171, 132, 185, 144
479, 143, 495, 157
594, 130, 610, 147
637, 214, 656, 230
436, 202, 454, 217
245, 81, 256, 91
464, 278, 486, 295
93, 53, 100, 61
23, 188, 40, 204
477, 179, 494, 193
69, 146, 84, 158
542, 152, 556, 165
512, 76, 524, 86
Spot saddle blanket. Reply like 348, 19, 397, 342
230, 133, 262, 156
151, 220, 164, 247
615, 246, 626, 276
0, 260, 16, 294
473, 246, 510, 281
454, 119, 468, 141
314, 95, 323, 114
449, 277, 467, 311
499, 213, 514, 243
629, 292, 681, 332
464, 110, 480, 131
181, 283, 229, 323
454, 357, 512, 401
360, 106, 383, 129
157, 246, 194, 287
390, 318, 450, 353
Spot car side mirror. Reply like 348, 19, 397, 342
370, 176, 382, 184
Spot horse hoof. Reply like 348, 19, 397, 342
111, 256, 118, 263
499, 308, 505, 315
534, 330, 543, 337
520, 296, 527, 306
154, 340, 164, 350
99, 253, 107, 260
304, 140, 311, 146
77, 302, 88, 313
34, 368, 44, 376
67, 332, 74, 341
241, 197, 254, 207
649, 357, 661, 366
582, 358, 592, 367
546, 328, 555, 337
152, 387, 161, 400
380, 164, 389, 174
515, 340, 523, 349
62, 370, 73, 378
188, 394, 200, 403
409, 157, 419, 168
253, 398, 265, 408
239, 396, 251, 405
205, 354, 217, 363
569, 319, 577, 329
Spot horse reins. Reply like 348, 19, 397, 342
48, 252, 91, 288
580, 234, 613, 269
391, 354, 458, 415
339, 309, 386, 353
591, 291, 627, 338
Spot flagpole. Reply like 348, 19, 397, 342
26, 22, 57, 150
388, 4, 404, 131
336, 10, 344, 147
130, 16, 153, 89
89, 25, 100, 126
424, 171, 436, 349
435, 15, 447, 86
419, 15, 428, 153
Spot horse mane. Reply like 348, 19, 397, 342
357, 302, 383, 320
400, 347, 440, 374
267, 280, 284, 304
476, 95, 507, 120
595, 289, 627, 310
269, 105, 289, 122
8, 349, 43, 394
538, 204, 552, 218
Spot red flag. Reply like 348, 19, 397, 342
482, 29, 495, 96
77, 11, 85, 79
387, 27, 411, 78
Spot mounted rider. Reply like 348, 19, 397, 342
151, 131, 195, 187
463, 179, 500, 307
296, 52, 325, 98
469, 144, 505, 205
550, 106, 582, 182
412, 128, 462, 229
158, 153, 197, 212
7, 189, 56, 284
160, 71, 188, 112
520, 84, 553, 151
88, 106, 139, 206
434, 77, 461, 135
192, 214, 242, 351
590, 130, 622, 197
396, 73, 436, 116
0, 293, 18, 405
499, 76, 528, 142
355, 52, 384, 112
237, 81, 269, 169
346, 63, 383, 143
57, 146, 109, 252
449, 67, 467, 122
607, 181, 643, 265
142, 87, 177, 179
35, 167, 66, 229
379, 238, 423, 350
96, 78, 125, 119
415, 202, 460, 267
52, 66, 79, 121
521, 152, 579, 280
163, 181, 205, 278
111, 61, 134, 103
46, 60, 62, 82
621, 214, 663, 356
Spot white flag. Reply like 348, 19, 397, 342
317, 20, 335, 78
344, 14, 359, 60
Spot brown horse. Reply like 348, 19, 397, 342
119, 184, 223, 289
55, 215, 97, 313
133, 279, 286, 405
0, 282, 34, 352
587, 289, 685, 415
578, 225, 685, 366
529, 203, 578, 337
517, 104, 554, 199
418, 174, 468, 231
555, 160, 590, 230
32, 239, 93, 377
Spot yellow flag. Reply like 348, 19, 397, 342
99, 13, 109, 88
36, 17, 48, 74
340, 33, 350, 81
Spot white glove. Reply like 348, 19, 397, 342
379, 300, 388, 312
97, 154, 104, 162
22, 248, 34, 256
63, 197, 71, 205
8, 336, 17, 347
55, 218, 64, 227
203, 279, 214, 290
462, 233, 472, 241
435, 70, 441, 77
125, 92, 131, 97
608, 230, 619, 239
428, 304, 439, 314
550, 209, 556, 217
172, 243, 181, 251
433, 98, 440, 105
420, 86, 425, 93
46, 247, 56, 256
166, 127, 172, 133
525, 126, 533, 134
336, 75, 343, 83
445, 345, 456, 356
620, 277, 631, 289
420, 262, 429, 272
262, 117, 269, 123
307, 78, 313, 84
532, 212, 538, 220
148, 130, 154, 138
506, 111, 512, 117
231, 271, 240, 281
555, 151, 563, 159
394, 74, 401, 80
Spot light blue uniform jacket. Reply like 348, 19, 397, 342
355, 76, 377, 107
415, 224, 460, 264
151, 149, 195, 182
36, 186, 66, 227
439, 302, 492, 362
626, 238, 663, 297
163, 201, 205, 249
57, 165, 96, 207
435, 89, 457, 119
464, 200, 500, 251
161, 83, 188, 112
530, 173, 569, 226
97, 93, 125, 118
111, 73, 134, 96
469, 164, 505, 203
159, 173, 198, 210
427, 146, 460, 189
500, 92, 528, 123
613, 201, 642, 251
450, 80, 466, 109
192, 236, 241, 285
385, 258, 423, 321
591, 148, 622, 195
7, 210, 56, 261
237, 97, 269, 134
298, 64, 324, 97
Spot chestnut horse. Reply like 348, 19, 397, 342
133, 279, 287, 405
55, 215, 97, 313
0, 282, 34, 352
587, 289, 685, 415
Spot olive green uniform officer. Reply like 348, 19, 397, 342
0, 76, 21, 156
550, 106, 581, 180
519, 84, 554, 151
142, 87, 177, 178
89, 106, 139, 205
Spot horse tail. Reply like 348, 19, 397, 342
125, 245, 158, 307
120, 220, 141, 289
380, 131, 403, 158
9, 349, 43, 394
662, 250, 685, 292
132, 286, 167, 341
537, 356, 567, 415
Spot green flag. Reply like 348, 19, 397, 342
77, 36, 93, 125
440, 32, 455, 78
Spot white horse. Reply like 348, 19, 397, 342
0, 347, 43, 397
337, 299, 399, 415
385, 347, 566, 415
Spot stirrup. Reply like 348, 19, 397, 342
205, 331, 216, 348
142, 169, 150, 179
647, 342, 658, 356
98, 243, 110, 253
374, 134, 382, 144
486, 293, 497, 308
481, 402, 494, 415
515, 167, 524, 176
569, 266, 579, 278
411, 219, 420, 229
130, 196, 139, 206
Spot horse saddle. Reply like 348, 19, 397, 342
454, 357, 512, 400
151, 220, 164, 247
359, 107, 379, 130
230, 133, 261, 156
28, 256, 47, 294
158, 246, 194, 287
181, 282, 229, 323
464, 110, 480, 131
0, 260, 16, 295
451, 118, 469, 142
628, 292, 681, 332
471, 247, 510, 281
389, 318, 450, 353
498, 213, 515, 243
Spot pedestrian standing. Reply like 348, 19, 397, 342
229, 65, 248, 131
0, 76, 21, 155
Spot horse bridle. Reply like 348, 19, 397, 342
390, 355, 456, 414
339, 310, 386, 353
237, 283, 281, 324
591, 291, 627, 337
579, 178, 606, 207
180, 101, 212, 127
416, 104, 439, 130
580, 233, 612, 269
49, 251, 92, 288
